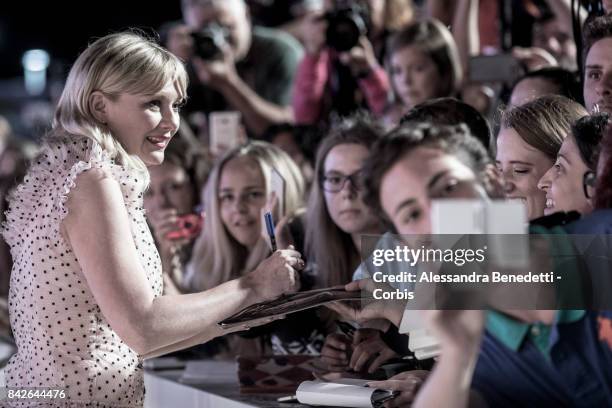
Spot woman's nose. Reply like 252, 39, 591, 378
161, 108, 180, 135
537, 168, 553, 192
340, 178, 358, 199
232, 196, 249, 213
503, 178, 516, 194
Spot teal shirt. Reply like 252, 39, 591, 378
486, 310, 585, 356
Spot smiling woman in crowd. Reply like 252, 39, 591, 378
538, 112, 609, 217
496, 95, 587, 220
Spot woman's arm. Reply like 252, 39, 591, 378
412, 310, 485, 408
62, 169, 302, 356
452, 0, 480, 80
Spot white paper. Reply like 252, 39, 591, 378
209, 111, 241, 155
297, 380, 390, 408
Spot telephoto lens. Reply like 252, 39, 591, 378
325, 4, 369, 52
191, 23, 229, 60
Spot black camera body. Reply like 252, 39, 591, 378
190, 23, 229, 60
325, 3, 369, 52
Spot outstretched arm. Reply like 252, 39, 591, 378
62, 168, 302, 356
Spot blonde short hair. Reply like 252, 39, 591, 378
52, 31, 188, 173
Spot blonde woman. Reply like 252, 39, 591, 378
186, 141, 306, 292
2, 32, 303, 407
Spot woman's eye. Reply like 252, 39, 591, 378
442, 181, 459, 195
248, 191, 264, 199
513, 168, 529, 175
403, 209, 422, 224
147, 100, 161, 110
554, 163, 562, 174
173, 101, 185, 112
587, 71, 601, 81
219, 194, 233, 203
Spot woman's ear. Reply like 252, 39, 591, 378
89, 91, 109, 125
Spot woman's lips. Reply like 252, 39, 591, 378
146, 135, 171, 148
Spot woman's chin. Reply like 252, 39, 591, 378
141, 152, 165, 166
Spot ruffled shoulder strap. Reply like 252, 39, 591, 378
2, 136, 147, 251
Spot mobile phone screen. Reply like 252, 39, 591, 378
270, 168, 286, 218
209, 111, 242, 155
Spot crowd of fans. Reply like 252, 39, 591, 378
2, 0, 612, 406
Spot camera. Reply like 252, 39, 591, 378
190, 23, 229, 60
325, 2, 369, 52
165, 213, 204, 241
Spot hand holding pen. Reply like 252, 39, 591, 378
264, 211, 278, 252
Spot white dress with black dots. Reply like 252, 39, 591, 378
2, 137, 163, 407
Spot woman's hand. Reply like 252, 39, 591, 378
326, 279, 408, 327
512, 46, 557, 72
245, 247, 304, 302
367, 370, 430, 407
350, 329, 398, 374
425, 309, 484, 357
147, 209, 191, 266
320, 333, 352, 372
192, 42, 238, 88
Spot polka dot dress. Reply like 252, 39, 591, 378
2, 137, 163, 407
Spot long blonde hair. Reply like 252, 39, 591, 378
186, 141, 305, 291
50, 31, 188, 177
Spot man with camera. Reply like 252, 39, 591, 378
293, 0, 391, 125
181, 0, 303, 136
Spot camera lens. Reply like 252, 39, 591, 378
191, 23, 228, 60
325, 7, 367, 52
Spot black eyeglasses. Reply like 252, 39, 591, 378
583, 171, 596, 199
321, 171, 363, 193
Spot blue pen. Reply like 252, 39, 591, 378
264, 212, 277, 252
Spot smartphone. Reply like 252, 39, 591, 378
165, 213, 204, 241
209, 111, 242, 155
468, 54, 523, 84
270, 167, 286, 218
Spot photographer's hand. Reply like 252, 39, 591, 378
338, 36, 379, 78
192, 43, 238, 88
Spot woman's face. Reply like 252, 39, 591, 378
496, 127, 554, 220
218, 156, 267, 249
144, 161, 195, 216
390, 45, 444, 109
380, 146, 486, 236
538, 135, 592, 216
323, 143, 380, 235
103, 80, 182, 166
